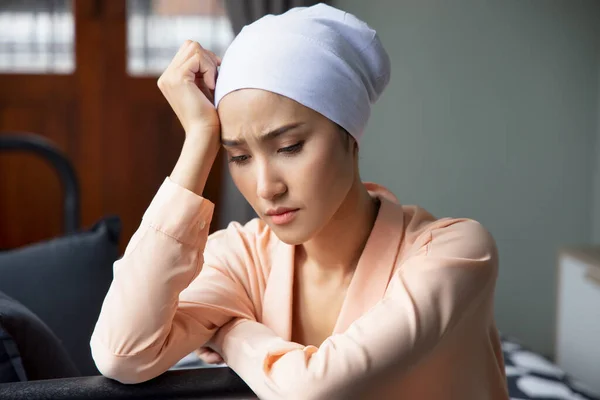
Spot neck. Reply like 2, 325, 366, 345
298, 179, 380, 277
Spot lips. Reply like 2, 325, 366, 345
265, 207, 299, 225
266, 207, 297, 216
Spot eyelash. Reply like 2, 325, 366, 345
228, 155, 250, 165
228, 141, 305, 166
278, 141, 304, 155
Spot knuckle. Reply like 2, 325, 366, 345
193, 53, 204, 66
201, 53, 214, 67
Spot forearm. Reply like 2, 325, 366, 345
91, 178, 216, 383
170, 131, 220, 196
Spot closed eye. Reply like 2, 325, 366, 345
278, 141, 304, 155
229, 141, 304, 165
229, 154, 250, 165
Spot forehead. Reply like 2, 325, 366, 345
217, 89, 316, 137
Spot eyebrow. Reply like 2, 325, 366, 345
221, 122, 304, 147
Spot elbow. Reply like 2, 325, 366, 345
95, 361, 145, 385
90, 339, 152, 384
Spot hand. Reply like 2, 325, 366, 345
164, 41, 223, 194
195, 347, 225, 365
157, 40, 222, 136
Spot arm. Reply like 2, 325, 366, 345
90, 178, 258, 384
90, 40, 252, 384
210, 220, 499, 399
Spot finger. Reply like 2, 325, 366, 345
175, 41, 203, 69
205, 50, 222, 67
171, 40, 195, 67
204, 352, 224, 364
205, 52, 221, 87
198, 52, 218, 90
184, 51, 216, 90
196, 349, 210, 362
180, 52, 202, 76
178, 39, 193, 52
195, 348, 209, 357
179, 52, 216, 101
196, 348, 224, 364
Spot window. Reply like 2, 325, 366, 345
0, 0, 74, 74
127, 0, 234, 76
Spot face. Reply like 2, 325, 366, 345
218, 89, 357, 245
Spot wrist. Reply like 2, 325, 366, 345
185, 121, 220, 140
170, 134, 220, 196
184, 128, 220, 152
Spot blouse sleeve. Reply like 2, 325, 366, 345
90, 178, 259, 384
209, 219, 499, 399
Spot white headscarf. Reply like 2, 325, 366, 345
214, 3, 391, 143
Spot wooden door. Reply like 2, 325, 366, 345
0, 0, 79, 248
0, 0, 225, 251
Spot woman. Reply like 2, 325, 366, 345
91, 4, 508, 399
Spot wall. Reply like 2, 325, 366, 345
593, 63, 600, 244
338, 0, 600, 356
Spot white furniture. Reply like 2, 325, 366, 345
555, 246, 600, 393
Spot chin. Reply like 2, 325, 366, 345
269, 223, 314, 245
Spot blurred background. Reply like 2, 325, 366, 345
0, 0, 599, 398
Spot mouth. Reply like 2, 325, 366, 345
265, 208, 299, 225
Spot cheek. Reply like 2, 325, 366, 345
291, 144, 353, 203
229, 166, 256, 203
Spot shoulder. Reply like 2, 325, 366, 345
393, 208, 499, 308
401, 204, 498, 266
428, 218, 497, 263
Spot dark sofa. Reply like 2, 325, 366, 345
0, 133, 257, 399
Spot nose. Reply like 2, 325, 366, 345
255, 159, 286, 201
